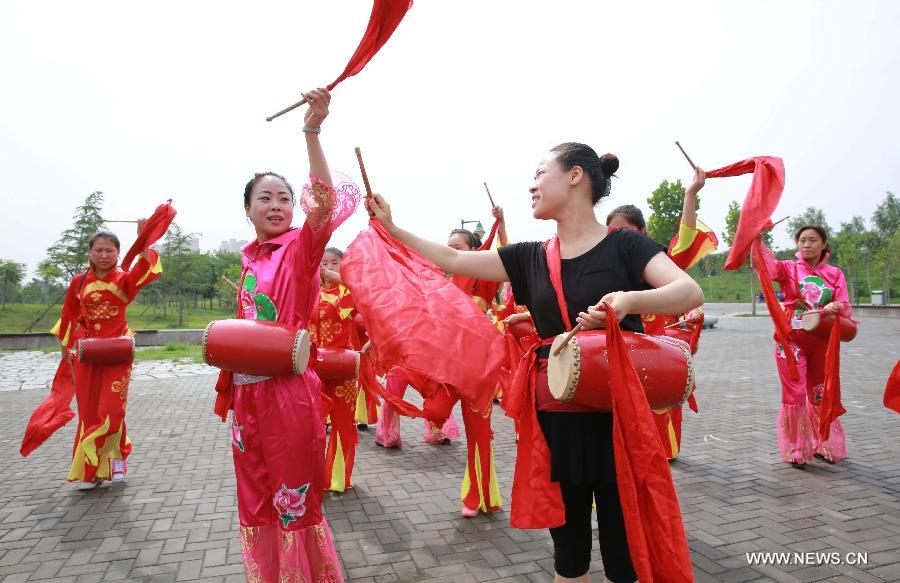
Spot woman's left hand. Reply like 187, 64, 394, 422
576, 291, 635, 329
303, 88, 331, 128
824, 301, 841, 314
491, 205, 504, 221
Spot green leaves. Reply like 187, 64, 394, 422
646, 179, 694, 245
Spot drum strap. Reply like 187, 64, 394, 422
542, 235, 573, 331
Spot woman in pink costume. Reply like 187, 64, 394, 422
212, 89, 360, 582
757, 224, 851, 466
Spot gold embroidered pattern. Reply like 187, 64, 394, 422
85, 299, 120, 321
315, 317, 343, 346
334, 380, 358, 405
279, 565, 308, 583
110, 375, 130, 404
302, 182, 333, 230
240, 526, 259, 552
280, 528, 295, 553
244, 559, 262, 583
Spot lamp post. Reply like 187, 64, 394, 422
460, 219, 485, 241
861, 244, 871, 304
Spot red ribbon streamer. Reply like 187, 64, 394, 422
326, 0, 413, 91
120, 199, 177, 271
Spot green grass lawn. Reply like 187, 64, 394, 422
1, 342, 204, 363
0, 304, 233, 334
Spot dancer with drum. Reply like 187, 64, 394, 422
755, 224, 853, 466
366, 143, 702, 582
311, 246, 364, 492
605, 166, 716, 460
44, 225, 161, 488
211, 89, 355, 582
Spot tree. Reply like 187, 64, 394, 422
38, 191, 105, 285
786, 207, 831, 240
875, 229, 900, 304
156, 222, 197, 327
722, 200, 773, 248
646, 179, 696, 245
0, 260, 26, 307
872, 191, 900, 239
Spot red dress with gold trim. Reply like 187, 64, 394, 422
51, 251, 162, 483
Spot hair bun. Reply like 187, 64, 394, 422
600, 153, 619, 176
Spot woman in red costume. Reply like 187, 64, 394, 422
605, 166, 716, 460
755, 225, 851, 466
213, 89, 358, 582
51, 225, 161, 489
311, 246, 364, 492
367, 143, 702, 582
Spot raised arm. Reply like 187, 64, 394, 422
304, 89, 332, 191
493, 206, 509, 247
681, 167, 705, 230
367, 193, 509, 282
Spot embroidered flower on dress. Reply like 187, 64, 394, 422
231, 417, 245, 452
273, 483, 310, 527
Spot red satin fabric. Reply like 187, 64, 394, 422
326, 0, 413, 91
602, 303, 693, 582
706, 157, 785, 270
752, 239, 799, 379
120, 200, 176, 271
884, 361, 900, 414
20, 359, 76, 456
819, 315, 847, 439
340, 220, 503, 413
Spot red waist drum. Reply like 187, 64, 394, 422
313, 347, 360, 382
76, 336, 135, 365
547, 330, 695, 412
202, 319, 311, 377
800, 312, 857, 342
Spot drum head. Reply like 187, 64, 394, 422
547, 333, 579, 402
292, 329, 312, 375
801, 312, 821, 332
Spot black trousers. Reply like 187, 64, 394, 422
548, 480, 637, 582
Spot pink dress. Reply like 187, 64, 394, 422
219, 173, 359, 583
760, 247, 851, 463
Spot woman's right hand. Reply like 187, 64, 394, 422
366, 193, 396, 232
504, 312, 529, 327
686, 167, 706, 196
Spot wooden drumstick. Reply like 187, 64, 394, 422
266, 96, 309, 122
483, 182, 496, 208
664, 319, 686, 329
552, 300, 609, 357
767, 215, 790, 230
103, 220, 139, 223
355, 147, 373, 197
221, 275, 240, 291
674, 141, 697, 171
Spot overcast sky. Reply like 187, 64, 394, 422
2, 1, 899, 278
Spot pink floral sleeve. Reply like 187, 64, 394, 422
294, 171, 361, 283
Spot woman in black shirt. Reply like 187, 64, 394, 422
366, 143, 703, 583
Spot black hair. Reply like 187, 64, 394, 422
549, 143, 619, 205
606, 204, 646, 230
89, 230, 120, 251
449, 229, 482, 250
243, 172, 295, 208
794, 224, 830, 261
324, 247, 344, 258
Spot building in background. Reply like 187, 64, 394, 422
219, 239, 247, 254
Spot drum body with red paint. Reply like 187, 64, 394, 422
202, 319, 310, 377
548, 330, 695, 411
76, 336, 136, 365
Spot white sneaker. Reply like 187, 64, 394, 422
111, 459, 127, 482
76, 481, 101, 491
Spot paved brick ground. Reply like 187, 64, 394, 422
1, 314, 898, 582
